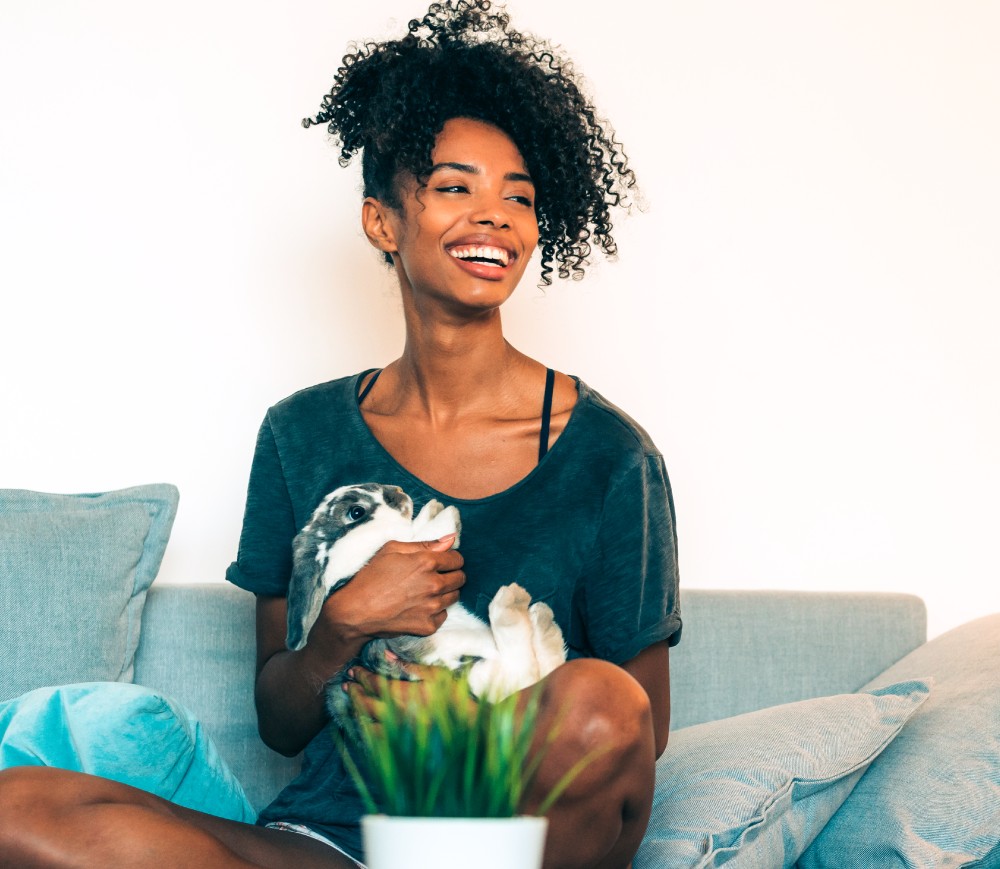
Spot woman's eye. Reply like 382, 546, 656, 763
436, 185, 468, 194
347, 505, 367, 521
509, 194, 534, 207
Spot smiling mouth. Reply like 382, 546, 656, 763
447, 244, 513, 268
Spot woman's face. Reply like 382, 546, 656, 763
368, 117, 540, 315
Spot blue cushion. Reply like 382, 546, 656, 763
635, 680, 930, 869
799, 614, 1000, 868
0, 682, 256, 822
0, 484, 178, 701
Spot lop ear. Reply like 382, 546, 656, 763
361, 197, 399, 255
286, 536, 328, 652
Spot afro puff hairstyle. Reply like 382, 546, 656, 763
303, 0, 637, 285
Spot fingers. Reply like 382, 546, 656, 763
322, 537, 465, 642
425, 534, 457, 552
344, 666, 418, 718
345, 663, 482, 727
348, 662, 452, 695
381, 535, 461, 559
343, 678, 383, 721
401, 662, 445, 682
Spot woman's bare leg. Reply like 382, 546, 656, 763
524, 659, 656, 869
0, 767, 357, 869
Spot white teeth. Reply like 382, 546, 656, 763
449, 245, 510, 266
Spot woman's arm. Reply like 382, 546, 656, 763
621, 640, 671, 758
254, 538, 466, 756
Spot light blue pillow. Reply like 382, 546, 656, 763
635, 680, 930, 869
800, 614, 1000, 868
0, 681, 256, 822
0, 484, 178, 701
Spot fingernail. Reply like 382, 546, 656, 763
439, 534, 456, 545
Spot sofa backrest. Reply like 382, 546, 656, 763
134, 583, 299, 812
669, 589, 927, 729
134, 584, 927, 812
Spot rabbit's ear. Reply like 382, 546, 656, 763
286, 540, 327, 651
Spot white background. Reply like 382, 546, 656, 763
2, 1, 997, 640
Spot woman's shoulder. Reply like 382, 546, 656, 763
572, 379, 663, 460
266, 371, 368, 423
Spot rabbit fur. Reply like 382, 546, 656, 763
286, 483, 567, 723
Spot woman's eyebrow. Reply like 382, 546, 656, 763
429, 161, 534, 184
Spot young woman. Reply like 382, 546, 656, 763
0, 3, 679, 867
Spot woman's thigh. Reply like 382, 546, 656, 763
0, 766, 359, 869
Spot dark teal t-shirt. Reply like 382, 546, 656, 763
226, 371, 681, 859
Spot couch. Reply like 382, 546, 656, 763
133, 584, 922, 810
2, 484, 998, 868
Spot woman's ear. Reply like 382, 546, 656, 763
362, 197, 398, 255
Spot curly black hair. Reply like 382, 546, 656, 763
303, 0, 637, 285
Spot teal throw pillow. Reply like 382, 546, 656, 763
634, 680, 930, 869
0, 681, 256, 822
800, 613, 1000, 869
0, 484, 178, 701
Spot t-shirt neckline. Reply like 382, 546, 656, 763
348, 369, 584, 506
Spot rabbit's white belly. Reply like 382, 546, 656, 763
411, 586, 566, 702
428, 603, 502, 664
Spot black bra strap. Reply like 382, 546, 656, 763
361, 367, 553, 459
356, 369, 382, 406
538, 367, 555, 462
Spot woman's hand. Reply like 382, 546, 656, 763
343, 659, 478, 724
316, 534, 466, 648
253, 534, 464, 756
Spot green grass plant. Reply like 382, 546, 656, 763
339, 667, 592, 818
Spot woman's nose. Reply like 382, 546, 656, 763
470, 198, 510, 228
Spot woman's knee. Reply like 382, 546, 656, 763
542, 659, 653, 748
527, 662, 655, 867
534, 658, 655, 798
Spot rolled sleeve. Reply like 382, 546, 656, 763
225, 416, 297, 597
580, 453, 681, 663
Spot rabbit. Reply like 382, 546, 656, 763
286, 482, 567, 724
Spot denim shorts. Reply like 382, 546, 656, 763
265, 821, 367, 868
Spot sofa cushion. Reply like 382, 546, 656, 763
634, 679, 930, 869
799, 613, 1000, 869
0, 484, 178, 701
0, 681, 256, 821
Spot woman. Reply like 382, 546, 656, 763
0, 2, 679, 867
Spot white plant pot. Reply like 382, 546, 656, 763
362, 814, 548, 869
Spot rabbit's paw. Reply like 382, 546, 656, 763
529, 602, 567, 676
442, 506, 462, 548
488, 583, 532, 629
411, 501, 461, 547
418, 499, 444, 521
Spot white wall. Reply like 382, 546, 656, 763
2, 1, 997, 640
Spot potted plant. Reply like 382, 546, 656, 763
340, 667, 592, 869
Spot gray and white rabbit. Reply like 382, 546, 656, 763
286, 483, 567, 723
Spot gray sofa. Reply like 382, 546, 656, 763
5, 486, 998, 866
134, 584, 927, 814
131, 584, 1000, 867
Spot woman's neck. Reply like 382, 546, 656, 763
393, 337, 529, 422
372, 279, 544, 424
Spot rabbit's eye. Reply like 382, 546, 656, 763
347, 505, 367, 522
